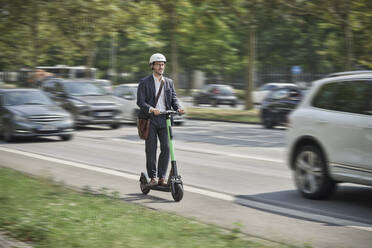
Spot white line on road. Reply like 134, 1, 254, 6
0, 146, 370, 233
109, 137, 286, 163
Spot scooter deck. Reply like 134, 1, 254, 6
147, 184, 171, 192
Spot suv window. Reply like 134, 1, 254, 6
362, 81, 372, 115
312, 82, 338, 110
271, 88, 288, 100
114, 86, 124, 97
333, 81, 367, 114
312, 80, 371, 114
43, 80, 56, 93
55, 82, 65, 95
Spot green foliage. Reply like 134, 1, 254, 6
0, 0, 371, 78
186, 107, 260, 123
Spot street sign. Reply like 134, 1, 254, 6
291, 66, 302, 75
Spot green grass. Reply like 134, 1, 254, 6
0, 167, 293, 248
186, 107, 260, 123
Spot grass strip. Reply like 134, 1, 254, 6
186, 107, 261, 123
0, 167, 294, 248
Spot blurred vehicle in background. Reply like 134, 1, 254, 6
193, 84, 237, 107
260, 86, 303, 129
252, 83, 298, 105
287, 72, 372, 200
41, 79, 123, 129
0, 88, 74, 142
92, 79, 113, 94
114, 83, 185, 125
36, 65, 96, 79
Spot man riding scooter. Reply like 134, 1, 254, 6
137, 53, 185, 186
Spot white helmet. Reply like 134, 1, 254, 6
149, 53, 166, 65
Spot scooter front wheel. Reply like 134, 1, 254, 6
140, 182, 150, 195
171, 183, 183, 202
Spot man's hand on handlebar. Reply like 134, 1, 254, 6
152, 108, 185, 115
177, 109, 185, 115
151, 108, 161, 116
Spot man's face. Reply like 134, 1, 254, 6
153, 61, 165, 76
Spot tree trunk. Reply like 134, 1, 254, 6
245, 26, 255, 110
86, 44, 96, 77
344, 14, 353, 70
170, 6, 179, 90
31, 1, 39, 67
110, 34, 117, 82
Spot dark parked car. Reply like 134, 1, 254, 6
0, 88, 74, 142
194, 84, 237, 107
260, 86, 303, 129
41, 79, 123, 129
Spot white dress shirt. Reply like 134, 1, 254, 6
152, 74, 166, 112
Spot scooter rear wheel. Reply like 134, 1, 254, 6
171, 183, 183, 202
139, 174, 150, 195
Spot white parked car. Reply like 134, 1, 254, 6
113, 83, 185, 125
92, 79, 113, 94
253, 83, 298, 105
287, 71, 372, 199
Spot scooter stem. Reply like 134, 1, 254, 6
166, 115, 176, 162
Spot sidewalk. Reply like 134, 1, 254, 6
0, 232, 32, 248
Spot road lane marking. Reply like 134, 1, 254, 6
108, 137, 286, 163
0, 145, 371, 232
0, 146, 139, 181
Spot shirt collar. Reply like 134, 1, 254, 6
153, 74, 164, 83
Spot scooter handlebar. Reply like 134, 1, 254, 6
159, 110, 183, 116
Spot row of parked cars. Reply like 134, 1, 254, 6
191, 82, 305, 129
0, 78, 185, 142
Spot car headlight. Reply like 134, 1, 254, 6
13, 114, 29, 122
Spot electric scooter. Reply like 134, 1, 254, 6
139, 110, 184, 202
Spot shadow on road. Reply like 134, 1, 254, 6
121, 193, 174, 204
0, 136, 65, 144
237, 185, 372, 225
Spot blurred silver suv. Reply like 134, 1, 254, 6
287, 71, 372, 199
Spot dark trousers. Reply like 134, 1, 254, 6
145, 115, 169, 179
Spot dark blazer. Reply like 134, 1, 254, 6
137, 75, 180, 119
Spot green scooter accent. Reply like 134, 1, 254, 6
139, 110, 184, 202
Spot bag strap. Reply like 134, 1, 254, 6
154, 79, 164, 107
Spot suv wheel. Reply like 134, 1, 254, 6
110, 123, 121, 129
60, 134, 73, 141
3, 127, 14, 142
262, 111, 275, 129
294, 145, 336, 199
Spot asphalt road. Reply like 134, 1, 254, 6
0, 120, 371, 248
